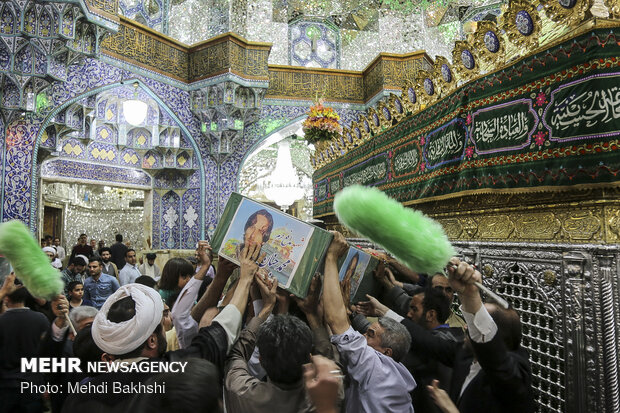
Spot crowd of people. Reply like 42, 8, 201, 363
1, 229, 535, 413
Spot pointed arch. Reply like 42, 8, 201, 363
30, 80, 206, 241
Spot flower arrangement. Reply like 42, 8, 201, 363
302, 99, 342, 144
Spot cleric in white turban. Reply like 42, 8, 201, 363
64, 283, 241, 410
42, 246, 62, 269
92, 283, 165, 357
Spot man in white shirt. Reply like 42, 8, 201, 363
324, 232, 416, 413
53, 237, 65, 261
171, 242, 212, 348
118, 249, 141, 285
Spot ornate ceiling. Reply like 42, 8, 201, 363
118, 0, 500, 70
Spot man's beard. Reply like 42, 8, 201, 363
416, 314, 429, 329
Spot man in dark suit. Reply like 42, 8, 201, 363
410, 258, 534, 413
362, 258, 534, 413
109, 234, 128, 271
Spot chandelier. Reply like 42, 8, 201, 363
264, 139, 305, 210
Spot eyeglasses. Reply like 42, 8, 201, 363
434, 285, 453, 294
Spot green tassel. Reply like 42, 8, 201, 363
334, 185, 455, 275
0, 220, 64, 300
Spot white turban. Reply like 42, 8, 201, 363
92, 283, 163, 355
42, 247, 56, 255
76, 254, 89, 265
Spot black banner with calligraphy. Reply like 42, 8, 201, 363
313, 28, 620, 217
423, 117, 467, 169
543, 72, 620, 142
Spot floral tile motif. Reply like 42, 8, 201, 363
2, 120, 40, 223
0, 117, 4, 219
182, 188, 200, 248
61, 138, 85, 158
119, 148, 140, 166
40, 127, 56, 149
161, 190, 180, 249
151, 190, 161, 249
142, 150, 161, 169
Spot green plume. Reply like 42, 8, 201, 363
333, 185, 455, 275
0, 220, 64, 300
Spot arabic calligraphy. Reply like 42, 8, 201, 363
343, 161, 387, 187
424, 120, 465, 168
267, 69, 364, 102
393, 148, 420, 175
317, 183, 328, 199
544, 74, 620, 141
477, 112, 529, 143
550, 87, 620, 130
101, 23, 188, 80
471, 100, 537, 154
330, 178, 340, 194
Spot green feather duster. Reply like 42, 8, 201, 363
0, 220, 64, 300
333, 185, 455, 275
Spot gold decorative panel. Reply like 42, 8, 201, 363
539, 0, 593, 25
101, 18, 188, 81
266, 66, 365, 103
189, 33, 271, 82
513, 212, 562, 240
362, 52, 431, 101
311, 189, 620, 245
477, 215, 515, 239
416, 189, 620, 245
501, 0, 542, 52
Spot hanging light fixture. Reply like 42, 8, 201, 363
264, 139, 305, 211
123, 82, 148, 126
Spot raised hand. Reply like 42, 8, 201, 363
239, 244, 265, 282
373, 261, 393, 289
0, 272, 16, 296
355, 294, 389, 317
254, 272, 277, 312
303, 355, 342, 413
51, 294, 69, 316
195, 240, 212, 267
216, 256, 238, 280
51, 294, 70, 329
446, 257, 483, 313
427, 380, 459, 413
326, 231, 348, 259
446, 257, 482, 295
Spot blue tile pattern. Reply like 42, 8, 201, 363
96, 124, 117, 144
0, 48, 365, 247
86, 142, 118, 163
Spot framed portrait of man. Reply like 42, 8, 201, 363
211, 193, 333, 297
338, 246, 380, 304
